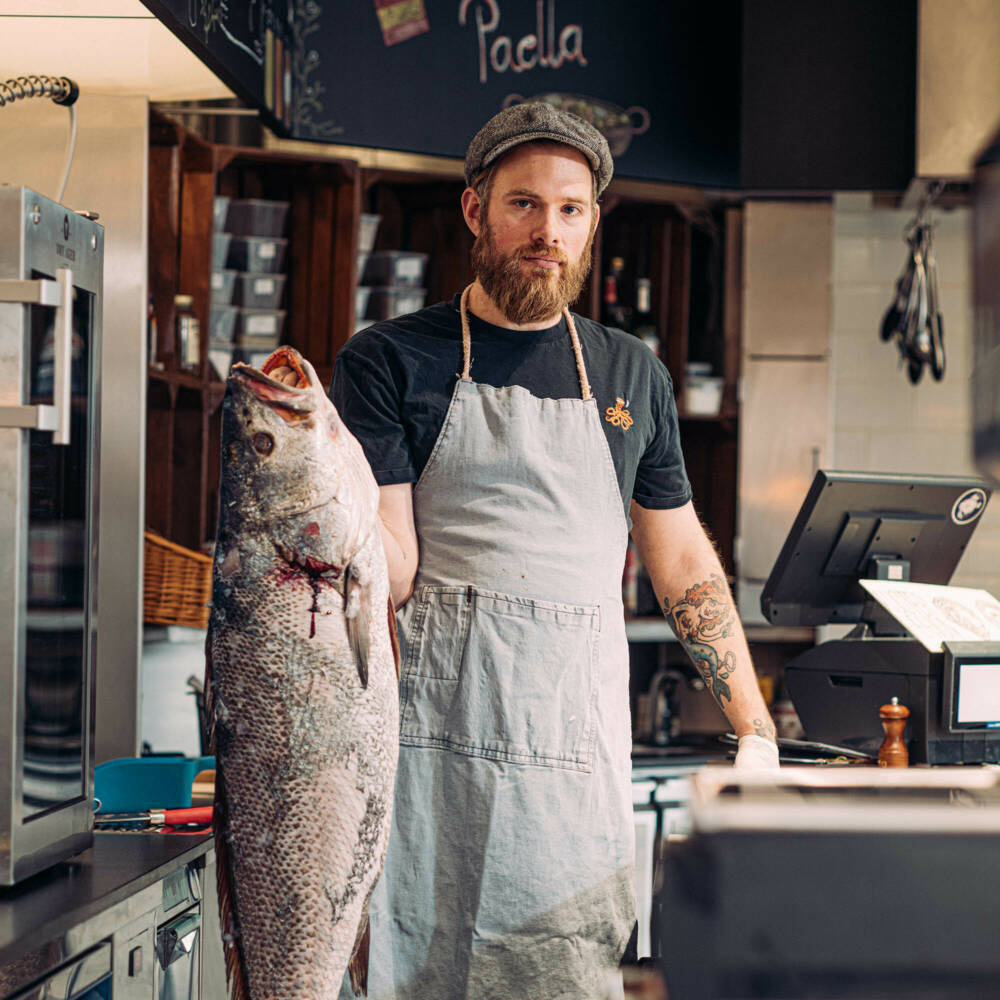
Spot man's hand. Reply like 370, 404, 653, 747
734, 734, 780, 769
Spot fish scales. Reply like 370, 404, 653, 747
206, 347, 399, 1000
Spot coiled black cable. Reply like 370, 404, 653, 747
1, 75, 80, 202
0, 74, 79, 108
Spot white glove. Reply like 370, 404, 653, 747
733, 734, 780, 770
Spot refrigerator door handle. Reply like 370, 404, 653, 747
0, 269, 73, 444
52, 267, 73, 445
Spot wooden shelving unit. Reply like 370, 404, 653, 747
360, 172, 474, 308
146, 111, 361, 550
594, 197, 742, 574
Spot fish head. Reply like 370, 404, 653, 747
216, 346, 378, 578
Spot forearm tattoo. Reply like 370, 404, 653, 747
663, 574, 737, 706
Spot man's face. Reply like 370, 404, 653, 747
468, 143, 598, 326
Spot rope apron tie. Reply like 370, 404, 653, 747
459, 284, 593, 401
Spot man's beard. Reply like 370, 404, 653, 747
470, 220, 595, 326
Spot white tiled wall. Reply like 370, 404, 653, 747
831, 193, 1000, 595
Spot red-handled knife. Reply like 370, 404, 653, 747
95, 806, 213, 827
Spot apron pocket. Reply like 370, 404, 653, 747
400, 585, 473, 681
400, 586, 599, 772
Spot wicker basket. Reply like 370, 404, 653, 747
143, 530, 213, 629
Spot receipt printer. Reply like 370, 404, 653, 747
784, 637, 1000, 763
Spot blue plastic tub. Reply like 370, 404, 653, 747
94, 755, 215, 813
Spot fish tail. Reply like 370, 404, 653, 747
214, 773, 251, 1000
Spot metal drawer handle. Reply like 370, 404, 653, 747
156, 912, 201, 969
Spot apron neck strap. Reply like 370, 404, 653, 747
459, 284, 593, 401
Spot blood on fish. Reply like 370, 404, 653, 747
275, 566, 301, 586
308, 578, 322, 639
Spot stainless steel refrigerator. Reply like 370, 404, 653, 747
0, 186, 103, 884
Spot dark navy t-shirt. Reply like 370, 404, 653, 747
330, 295, 692, 521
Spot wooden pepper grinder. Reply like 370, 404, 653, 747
878, 696, 910, 768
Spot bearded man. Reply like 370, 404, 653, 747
331, 103, 778, 1000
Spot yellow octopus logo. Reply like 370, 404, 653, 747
604, 397, 634, 431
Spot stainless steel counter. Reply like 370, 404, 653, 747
0, 833, 216, 998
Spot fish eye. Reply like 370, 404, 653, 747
252, 432, 274, 456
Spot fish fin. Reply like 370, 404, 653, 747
213, 774, 251, 1000
387, 595, 401, 682
345, 563, 370, 688
347, 907, 371, 997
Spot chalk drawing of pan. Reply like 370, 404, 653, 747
504, 92, 650, 157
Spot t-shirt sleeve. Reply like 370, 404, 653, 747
632, 362, 692, 509
329, 344, 417, 485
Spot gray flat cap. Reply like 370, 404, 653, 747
465, 102, 613, 196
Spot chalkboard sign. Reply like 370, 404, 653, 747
307, 0, 742, 187
142, 0, 741, 187
140, 0, 341, 140
141, 1, 920, 191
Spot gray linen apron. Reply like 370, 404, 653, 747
353, 287, 635, 1000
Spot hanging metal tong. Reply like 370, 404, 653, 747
879, 193, 946, 384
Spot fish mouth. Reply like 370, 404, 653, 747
231, 347, 316, 416
261, 347, 311, 387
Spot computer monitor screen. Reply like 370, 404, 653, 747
944, 641, 1000, 732
761, 470, 992, 627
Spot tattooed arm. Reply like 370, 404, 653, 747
630, 499, 776, 745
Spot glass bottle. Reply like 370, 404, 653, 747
148, 292, 163, 370
175, 294, 200, 373
632, 278, 660, 356
601, 256, 631, 330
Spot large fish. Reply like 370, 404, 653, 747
205, 346, 400, 1000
